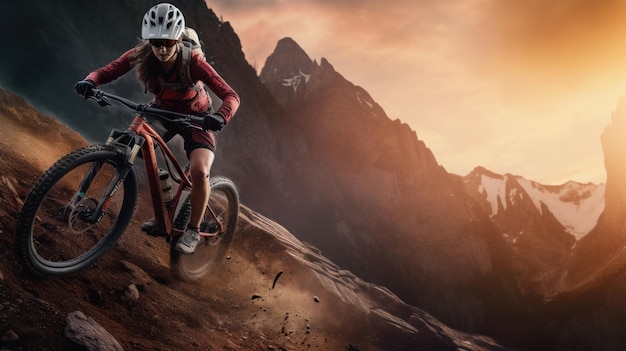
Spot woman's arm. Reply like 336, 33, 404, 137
85, 49, 136, 86
191, 54, 240, 123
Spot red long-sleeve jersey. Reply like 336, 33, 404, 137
85, 49, 239, 123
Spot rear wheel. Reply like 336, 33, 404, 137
15, 145, 138, 277
170, 176, 239, 281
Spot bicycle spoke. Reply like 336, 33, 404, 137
28, 155, 129, 266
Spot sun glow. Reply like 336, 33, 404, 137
209, 0, 626, 184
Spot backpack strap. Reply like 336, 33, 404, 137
179, 42, 193, 88
158, 44, 197, 90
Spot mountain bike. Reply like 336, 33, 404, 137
15, 89, 239, 281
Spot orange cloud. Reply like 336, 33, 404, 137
472, 0, 626, 96
208, 0, 620, 184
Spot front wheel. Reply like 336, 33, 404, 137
170, 176, 239, 281
15, 145, 138, 277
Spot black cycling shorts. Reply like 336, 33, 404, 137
161, 122, 217, 156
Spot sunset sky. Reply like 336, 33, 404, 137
209, 0, 626, 185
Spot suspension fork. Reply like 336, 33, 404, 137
70, 129, 144, 223
81, 166, 132, 223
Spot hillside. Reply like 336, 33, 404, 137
0, 88, 507, 350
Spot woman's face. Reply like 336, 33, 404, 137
149, 39, 178, 63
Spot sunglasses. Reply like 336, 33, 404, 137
149, 39, 177, 48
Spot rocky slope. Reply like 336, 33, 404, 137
0, 87, 508, 350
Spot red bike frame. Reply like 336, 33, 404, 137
127, 115, 190, 236
125, 115, 224, 238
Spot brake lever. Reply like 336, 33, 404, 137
169, 117, 202, 131
88, 90, 111, 107
97, 97, 110, 107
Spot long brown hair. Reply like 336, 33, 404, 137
130, 40, 182, 93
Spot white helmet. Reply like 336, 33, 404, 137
141, 3, 185, 40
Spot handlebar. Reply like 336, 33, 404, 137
88, 89, 219, 131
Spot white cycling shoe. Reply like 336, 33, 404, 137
175, 228, 200, 254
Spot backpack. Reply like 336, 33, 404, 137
159, 27, 206, 90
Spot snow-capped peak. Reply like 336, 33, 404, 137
516, 178, 605, 239
477, 173, 509, 215
281, 70, 310, 92
473, 169, 605, 240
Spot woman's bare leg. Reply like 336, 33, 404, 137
188, 148, 215, 229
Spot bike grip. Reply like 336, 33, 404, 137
202, 113, 225, 131
75, 79, 96, 99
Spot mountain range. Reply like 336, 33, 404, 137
1, 1, 626, 350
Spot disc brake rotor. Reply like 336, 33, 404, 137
67, 198, 99, 234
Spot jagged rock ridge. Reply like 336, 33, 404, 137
463, 166, 605, 295
259, 36, 524, 338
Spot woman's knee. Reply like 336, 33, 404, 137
190, 166, 210, 183
189, 148, 214, 182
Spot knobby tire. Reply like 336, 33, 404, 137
170, 176, 239, 281
15, 145, 138, 278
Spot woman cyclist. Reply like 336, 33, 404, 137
74, 3, 240, 254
